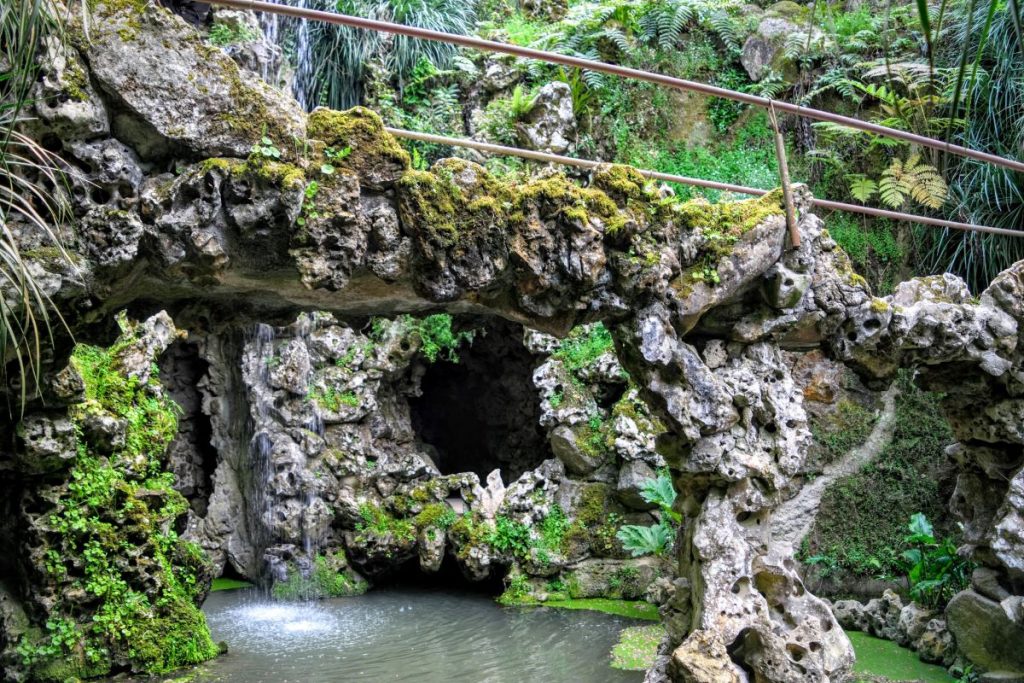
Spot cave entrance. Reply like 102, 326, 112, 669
409, 318, 551, 483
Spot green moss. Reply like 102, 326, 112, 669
413, 502, 458, 530
552, 323, 615, 374
592, 164, 647, 202
397, 159, 508, 245
676, 189, 785, 236
870, 297, 891, 313
846, 631, 954, 682
272, 553, 368, 601
215, 68, 296, 152
611, 624, 665, 670
20, 314, 219, 677
308, 107, 410, 176
355, 502, 415, 543
210, 578, 252, 592
62, 56, 91, 102
542, 598, 660, 621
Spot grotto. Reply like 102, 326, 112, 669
3, 0, 1024, 682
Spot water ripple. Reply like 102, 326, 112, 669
192, 587, 644, 682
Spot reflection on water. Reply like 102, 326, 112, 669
188, 586, 645, 682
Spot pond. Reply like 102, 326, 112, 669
185, 586, 645, 682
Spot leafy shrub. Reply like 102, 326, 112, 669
617, 523, 673, 557
902, 513, 973, 609
488, 516, 532, 557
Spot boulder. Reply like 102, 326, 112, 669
81, 0, 304, 159
517, 81, 576, 154
946, 590, 1024, 675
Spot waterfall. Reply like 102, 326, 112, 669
258, 0, 317, 111
243, 322, 277, 585
242, 314, 329, 593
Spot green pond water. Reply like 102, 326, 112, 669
847, 630, 955, 682
171, 585, 957, 682
187, 586, 644, 682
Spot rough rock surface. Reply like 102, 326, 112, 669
517, 81, 577, 154
833, 590, 957, 666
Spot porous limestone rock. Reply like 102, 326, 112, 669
517, 81, 577, 154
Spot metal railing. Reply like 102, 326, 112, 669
386, 128, 1021, 237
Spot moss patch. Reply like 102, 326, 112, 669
847, 631, 954, 682
17, 314, 218, 678
542, 598, 660, 621
611, 624, 665, 670
307, 107, 410, 177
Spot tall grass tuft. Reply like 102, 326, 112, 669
923, 0, 1024, 292
1, 0, 74, 411
296, 0, 477, 110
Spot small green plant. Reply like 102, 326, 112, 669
311, 386, 359, 411
208, 21, 259, 46
392, 313, 475, 363
902, 513, 973, 609
553, 323, 615, 373
319, 145, 352, 175
616, 523, 672, 558
250, 135, 281, 160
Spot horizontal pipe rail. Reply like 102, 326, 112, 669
385, 127, 1023, 238
212, 0, 1024, 175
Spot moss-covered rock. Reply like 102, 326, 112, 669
307, 107, 410, 190
79, 0, 305, 159
13, 313, 219, 679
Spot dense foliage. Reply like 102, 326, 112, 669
1, 0, 72, 409
16, 317, 218, 678
800, 374, 955, 579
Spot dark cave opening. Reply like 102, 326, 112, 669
159, 341, 219, 516
373, 552, 506, 596
409, 318, 552, 484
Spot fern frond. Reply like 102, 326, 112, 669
847, 175, 879, 203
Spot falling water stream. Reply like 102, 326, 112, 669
189, 587, 645, 682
